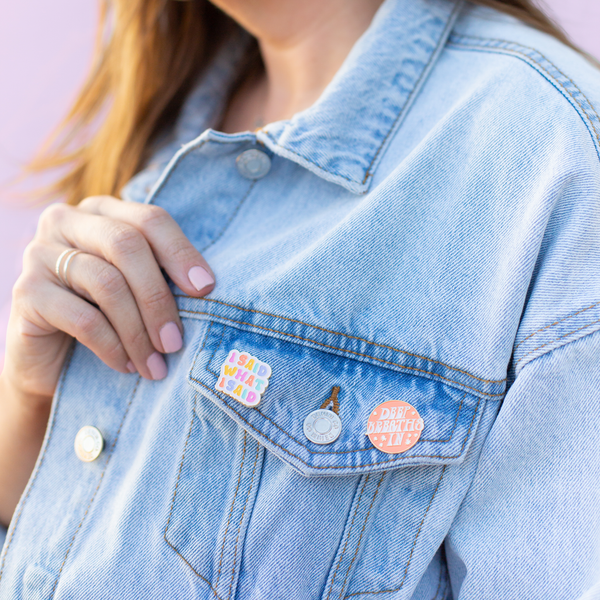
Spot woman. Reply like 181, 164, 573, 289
0, 0, 599, 597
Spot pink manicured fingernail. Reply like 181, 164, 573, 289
147, 352, 168, 380
188, 266, 215, 292
126, 361, 137, 374
160, 322, 183, 353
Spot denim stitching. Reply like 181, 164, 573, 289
361, 0, 464, 185
513, 299, 600, 351
447, 37, 600, 161
190, 320, 215, 384
204, 328, 474, 455
176, 295, 506, 385
192, 375, 482, 469
147, 139, 211, 205
49, 375, 142, 598
215, 433, 248, 589
262, 130, 362, 185
201, 182, 257, 253
450, 34, 600, 146
0, 344, 75, 586
164, 407, 225, 600
338, 474, 386, 599
188, 309, 504, 398
261, 0, 463, 189
344, 466, 447, 598
419, 393, 466, 443
227, 440, 261, 600
326, 476, 371, 600
516, 317, 600, 367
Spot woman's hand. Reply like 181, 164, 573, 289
0, 195, 215, 526
2, 195, 215, 406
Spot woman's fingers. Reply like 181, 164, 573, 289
41, 206, 184, 358
31, 279, 131, 376
78, 196, 216, 296
60, 250, 167, 380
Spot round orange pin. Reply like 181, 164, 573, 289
366, 400, 424, 454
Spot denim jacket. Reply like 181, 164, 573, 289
2, 0, 600, 598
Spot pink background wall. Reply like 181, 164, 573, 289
0, 0, 599, 367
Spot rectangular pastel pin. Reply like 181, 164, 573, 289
215, 349, 272, 407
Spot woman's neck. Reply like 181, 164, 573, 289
214, 0, 384, 133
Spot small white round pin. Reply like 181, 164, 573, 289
303, 409, 342, 445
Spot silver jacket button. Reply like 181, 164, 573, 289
74, 426, 104, 462
236, 149, 271, 180
304, 409, 342, 445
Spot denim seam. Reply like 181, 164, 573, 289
49, 375, 142, 598
176, 295, 506, 386
362, 0, 464, 185
188, 309, 504, 398
420, 393, 466, 443
164, 407, 225, 600
191, 373, 483, 469
201, 182, 257, 254
516, 316, 600, 367
447, 36, 600, 162
343, 466, 447, 598
226, 440, 260, 600
214, 433, 248, 589
325, 476, 371, 600
205, 325, 473, 455
0, 345, 75, 586
260, 0, 463, 190
513, 300, 600, 351
147, 139, 211, 205
262, 130, 362, 186
338, 474, 386, 599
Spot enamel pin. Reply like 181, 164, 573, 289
366, 400, 424, 454
303, 386, 342, 445
215, 349, 272, 407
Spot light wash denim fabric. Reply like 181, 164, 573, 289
2, 0, 600, 598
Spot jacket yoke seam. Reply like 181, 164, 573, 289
176, 295, 506, 385
448, 34, 600, 163
192, 310, 503, 398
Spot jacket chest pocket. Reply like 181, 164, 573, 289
166, 304, 502, 600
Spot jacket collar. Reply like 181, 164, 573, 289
177, 0, 463, 194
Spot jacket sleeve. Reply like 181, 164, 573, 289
0, 525, 6, 553
445, 328, 600, 599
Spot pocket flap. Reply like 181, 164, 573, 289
185, 314, 491, 477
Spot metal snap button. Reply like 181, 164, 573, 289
304, 409, 342, 445
236, 149, 271, 180
74, 426, 104, 462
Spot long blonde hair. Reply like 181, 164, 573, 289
30, 0, 577, 205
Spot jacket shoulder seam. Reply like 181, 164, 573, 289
447, 33, 600, 164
